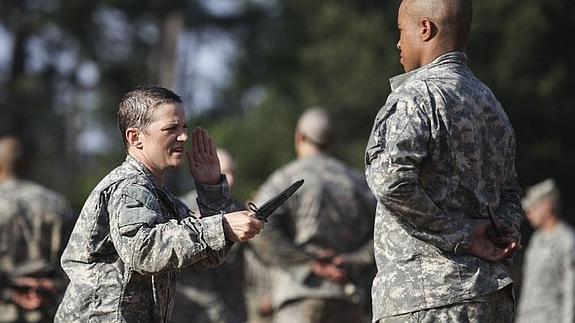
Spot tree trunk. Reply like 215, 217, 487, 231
150, 12, 183, 89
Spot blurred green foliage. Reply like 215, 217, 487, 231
1, 0, 574, 221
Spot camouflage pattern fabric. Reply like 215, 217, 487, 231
516, 222, 575, 323
377, 286, 514, 323
243, 246, 273, 323
250, 153, 376, 320
365, 52, 523, 321
273, 298, 367, 323
55, 156, 234, 323
170, 190, 246, 323
0, 179, 74, 323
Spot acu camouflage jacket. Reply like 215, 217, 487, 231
55, 156, 234, 323
365, 52, 523, 321
251, 153, 376, 308
0, 179, 74, 322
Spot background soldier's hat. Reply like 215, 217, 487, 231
521, 178, 560, 210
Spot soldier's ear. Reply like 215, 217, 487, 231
420, 18, 436, 42
126, 128, 143, 149
295, 131, 304, 144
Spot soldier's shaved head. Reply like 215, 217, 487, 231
402, 0, 472, 49
296, 107, 334, 149
0, 136, 25, 178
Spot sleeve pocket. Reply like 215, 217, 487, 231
366, 103, 397, 165
118, 186, 160, 236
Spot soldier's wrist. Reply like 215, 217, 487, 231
454, 240, 472, 255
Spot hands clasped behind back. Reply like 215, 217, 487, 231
466, 222, 520, 263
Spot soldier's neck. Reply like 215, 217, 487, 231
0, 172, 16, 183
541, 215, 560, 233
296, 145, 322, 159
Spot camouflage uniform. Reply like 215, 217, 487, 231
0, 179, 74, 323
515, 222, 575, 323
170, 190, 246, 323
365, 52, 522, 322
251, 153, 376, 323
243, 245, 273, 323
55, 156, 235, 323
377, 287, 513, 323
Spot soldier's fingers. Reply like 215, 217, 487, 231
246, 225, 262, 235
200, 128, 210, 154
242, 233, 255, 241
244, 210, 257, 218
186, 151, 196, 171
332, 256, 346, 267
191, 128, 200, 155
491, 242, 518, 262
500, 225, 514, 234
195, 128, 203, 153
327, 267, 346, 282
242, 212, 264, 228
251, 218, 264, 229
507, 241, 520, 254
207, 133, 217, 157
316, 249, 335, 259
491, 235, 514, 246
194, 127, 205, 154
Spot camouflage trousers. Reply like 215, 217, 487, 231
273, 298, 367, 323
377, 287, 514, 323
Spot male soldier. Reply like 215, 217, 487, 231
243, 241, 274, 323
171, 148, 247, 323
365, 0, 523, 321
55, 86, 264, 323
251, 108, 376, 323
516, 179, 575, 323
0, 136, 75, 323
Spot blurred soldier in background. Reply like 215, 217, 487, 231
516, 179, 575, 323
171, 148, 247, 323
251, 108, 376, 323
0, 135, 75, 323
243, 244, 274, 323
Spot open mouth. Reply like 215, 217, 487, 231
171, 147, 184, 154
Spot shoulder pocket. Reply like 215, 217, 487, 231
118, 185, 160, 234
366, 101, 398, 165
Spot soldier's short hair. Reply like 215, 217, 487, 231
117, 86, 182, 147
296, 107, 334, 149
522, 178, 561, 212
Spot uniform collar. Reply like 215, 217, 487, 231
125, 154, 157, 184
390, 51, 468, 91
125, 155, 180, 216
